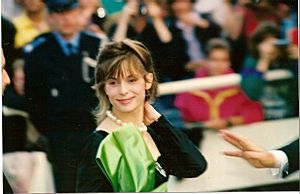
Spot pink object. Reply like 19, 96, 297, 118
175, 67, 264, 124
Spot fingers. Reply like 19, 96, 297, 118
220, 130, 245, 150
223, 150, 243, 157
143, 102, 161, 125
220, 130, 263, 152
223, 150, 265, 167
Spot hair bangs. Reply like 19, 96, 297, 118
107, 54, 146, 80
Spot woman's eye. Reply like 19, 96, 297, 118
108, 80, 117, 85
129, 78, 137, 83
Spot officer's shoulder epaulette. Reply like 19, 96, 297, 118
82, 31, 103, 40
23, 33, 52, 53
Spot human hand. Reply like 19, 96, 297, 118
220, 130, 277, 168
185, 60, 204, 72
146, 2, 162, 19
204, 119, 228, 130
258, 38, 277, 61
143, 102, 161, 125
123, 0, 139, 18
287, 44, 299, 59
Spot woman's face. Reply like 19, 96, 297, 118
104, 65, 153, 115
171, 0, 193, 15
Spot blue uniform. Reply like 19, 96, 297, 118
24, 31, 102, 192
24, 32, 100, 132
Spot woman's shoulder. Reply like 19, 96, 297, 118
82, 130, 109, 152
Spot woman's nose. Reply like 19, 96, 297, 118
119, 82, 129, 95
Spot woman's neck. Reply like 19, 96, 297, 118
111, 107, 144, 127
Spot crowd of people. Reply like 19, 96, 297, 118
1, 0, 298, 193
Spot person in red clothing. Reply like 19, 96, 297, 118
175, 38, 264, 130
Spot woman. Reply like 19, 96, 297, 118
76, 39, 207, 192
240, 22, 296, 120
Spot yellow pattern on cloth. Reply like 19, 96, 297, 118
190, 88, 239, 119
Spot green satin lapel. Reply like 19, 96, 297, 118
95, 123, 167, 192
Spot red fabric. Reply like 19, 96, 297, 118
290, 28, 298, 45
175, 68, 264, 123
243, 7, 279, 38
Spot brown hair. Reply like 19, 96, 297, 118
249, 22, 280, 58
93, 39, 159, 124
205, 38, 231, 56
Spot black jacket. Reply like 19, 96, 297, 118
24, 32, 101, 132
279, 139, 299, 176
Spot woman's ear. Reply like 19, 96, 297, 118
145, 73, 153, 90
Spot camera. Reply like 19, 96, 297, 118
138, 0, 147, 15
274, 39, 290, 47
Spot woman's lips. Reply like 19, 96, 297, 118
117, 97, 135, 105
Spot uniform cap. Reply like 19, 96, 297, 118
44, 0, 79, 13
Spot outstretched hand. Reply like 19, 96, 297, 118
143, 102, 161, 126
220, 130, 276, 168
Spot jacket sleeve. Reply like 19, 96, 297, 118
76, 131, 113, 192
148, 115, 207, 178
24, 50, 47, 130
240, 56, 265, 101
279, 139, 299, 175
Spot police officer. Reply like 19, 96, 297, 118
24, 0, 104, 192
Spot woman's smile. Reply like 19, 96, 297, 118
116, 96, 135, 105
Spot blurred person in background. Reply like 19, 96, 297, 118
3, 60, 25, 111
153, 0, 221, 126
222, 0, 282, 72
109, 0, 172, 43
1, 16, 18, 78
223, 0, 280, 41
240, 22, 298, 120
23, 0, 104, 192
13, 0, 50, 49
194, 0, 227, 28
1, 0, 24, 20
165, 0, 221, 79
175, 38, 263, 130
79, 0, 100, 18
276, 0, 298, 40
77, 0, 108, 38
2, 48, 14, 194
2, 48, 55, 193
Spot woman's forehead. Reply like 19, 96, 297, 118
110, 61, 144, 78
